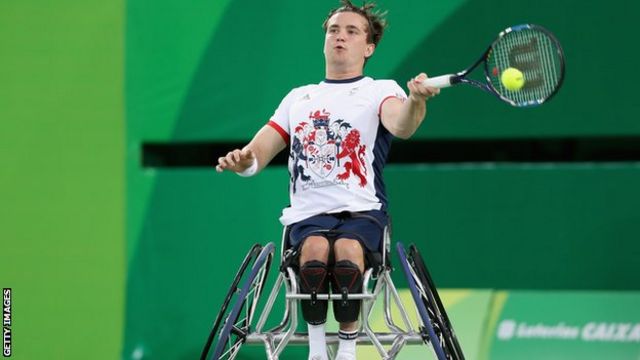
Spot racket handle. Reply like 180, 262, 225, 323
421, 74, 455, 89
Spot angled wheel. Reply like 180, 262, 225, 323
200, 243, 269, 360
396, 242, 465, 360
210, 242, 275, 360
408, 244, 465, 360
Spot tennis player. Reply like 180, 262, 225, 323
216, 1, 438, 359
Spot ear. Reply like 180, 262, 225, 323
364, 43, 375, 58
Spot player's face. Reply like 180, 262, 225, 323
324, 11, 375, 71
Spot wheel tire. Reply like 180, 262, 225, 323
211, 243, 275, 360
396, 242, 465, 360
200, 243, 264, 360
408, 244, 465, 360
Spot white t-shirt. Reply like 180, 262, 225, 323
268, 76, 407, 225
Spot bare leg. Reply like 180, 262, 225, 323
299, 235, 330, 265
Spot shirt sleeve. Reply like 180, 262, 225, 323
376, 80, 408, 118
267, 88, 299, 144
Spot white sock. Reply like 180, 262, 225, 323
308, 323, 328, 360
336, 329, 358, 360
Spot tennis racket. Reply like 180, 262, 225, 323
423, 24, 565, 107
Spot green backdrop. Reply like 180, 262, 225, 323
3, 0, 640, 359
0, 0, 124, 359
124, 1, 640, 358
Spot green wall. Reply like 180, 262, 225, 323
124, 0, 640, 359
122, 166, 640, 358
0, 0, 125, 359
387, 164, 640, 289
127, 0, 640, 143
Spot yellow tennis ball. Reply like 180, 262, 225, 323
501, 67, 525, 91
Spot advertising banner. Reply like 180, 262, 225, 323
482, 291, 640, 360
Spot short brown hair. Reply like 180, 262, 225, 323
322, 0, 388, 46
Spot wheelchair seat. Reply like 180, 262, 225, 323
278, 219, 391, 277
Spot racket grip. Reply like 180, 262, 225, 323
421, 74, 454, 89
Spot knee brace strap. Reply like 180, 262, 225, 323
299, 260, 329, 325
331, 260, 363, 323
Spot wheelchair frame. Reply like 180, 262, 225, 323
201, 226, 465, 360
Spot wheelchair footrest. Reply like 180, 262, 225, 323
286, 293, 376, 300
245, 332, 425, 345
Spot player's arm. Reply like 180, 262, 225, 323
216, 124, 287, 175
380, 73, 439, 139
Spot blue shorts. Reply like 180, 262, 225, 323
288, 210, 388, 253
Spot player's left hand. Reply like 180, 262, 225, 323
407, 73, 440, 102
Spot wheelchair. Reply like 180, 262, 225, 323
200, 224, 465, 360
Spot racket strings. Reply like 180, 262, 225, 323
489, 27, 563, 106
541, 33, 561, 96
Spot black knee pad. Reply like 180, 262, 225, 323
331, 260, 363, 323
299, 260, 329, 325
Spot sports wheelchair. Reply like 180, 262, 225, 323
201, 225, 465, 360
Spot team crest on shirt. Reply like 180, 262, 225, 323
290, 109, 367, 192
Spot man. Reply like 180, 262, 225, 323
216, 1, 439, 359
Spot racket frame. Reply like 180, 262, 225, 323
423, 24, 565, 107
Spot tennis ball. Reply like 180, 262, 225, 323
501, 67, 525, 91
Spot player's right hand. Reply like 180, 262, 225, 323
408, 73, 440, 102
216, 148, 256, 173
